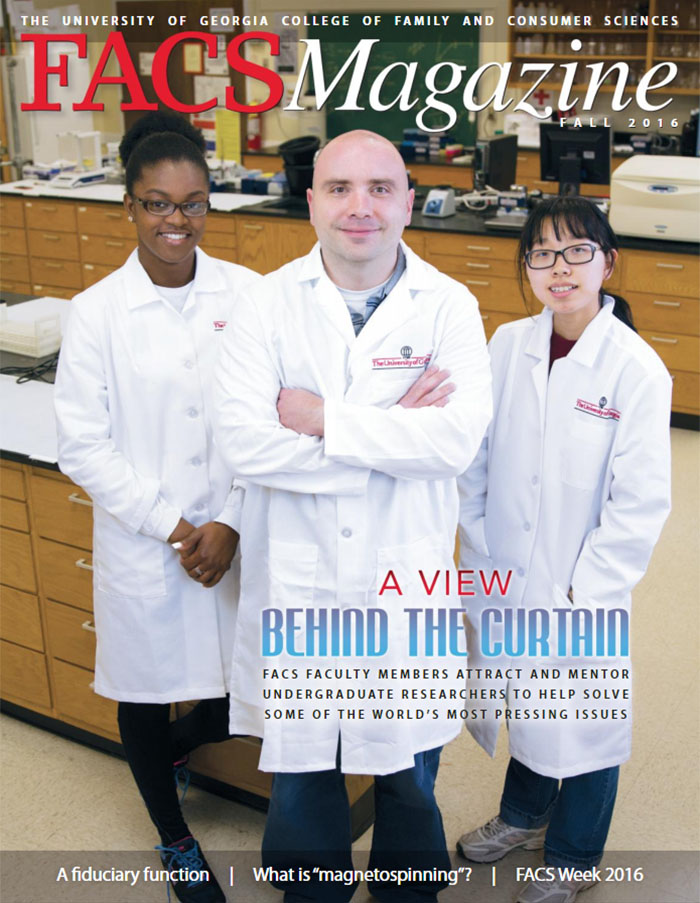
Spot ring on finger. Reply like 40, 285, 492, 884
194, 566, 203, 577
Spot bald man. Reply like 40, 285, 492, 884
215, 130, 492, 902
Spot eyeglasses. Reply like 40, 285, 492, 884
131, 197, 211, 217
524, 243, 600, 269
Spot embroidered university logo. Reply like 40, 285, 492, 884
575, 398, 620, 420
213, 321, 227, 331
372, 352, 432, 370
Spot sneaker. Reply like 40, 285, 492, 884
156, 836, 225, 903
457, 815, 547, 863
516, 875, 597, 903
173, 756, 191, 804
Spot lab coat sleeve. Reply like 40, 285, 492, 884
214, 295, 370, 496
54, 298, 182, 541
323, 291, 492, 480
213, 481, 245, 534
570, 369, 672, 610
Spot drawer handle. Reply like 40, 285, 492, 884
652, 300, 681, 308
466, 262, 491, 269
75, 558, 94, 571
655, 263, 684, 270
38, 205, 58, 212
465, 279, 491, 286
84, 264, 95, 270
81, 619, 97, 634
481, 314, 489, 320
41, 234, 61, 241
44, 262, 63, 269
466, 245, 491, 251
650, 336, 678, 344
104, 213, 122, 220
105, 240, 125, 248
243, 224, 263, 230
68, 491, 93, 507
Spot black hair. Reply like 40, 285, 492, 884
119, 112, 209, 195
516, 196, 636, 332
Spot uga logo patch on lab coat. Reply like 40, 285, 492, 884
372, 351, 432, 370
575, 397, 620, 420
213, 320, 227, 331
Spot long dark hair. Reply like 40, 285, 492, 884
119, 112, 209, 195
517, 197, 636, 331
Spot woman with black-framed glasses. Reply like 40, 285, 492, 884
456, 197, 672, 903
55, 112, 259, 903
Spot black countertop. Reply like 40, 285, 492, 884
237, 196, 700, 256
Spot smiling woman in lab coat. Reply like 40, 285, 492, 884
54, 112, 258, 903
457, 198, 672, 903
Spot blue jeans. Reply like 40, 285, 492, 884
262, 746, 450, 902
500, 757, 619, 869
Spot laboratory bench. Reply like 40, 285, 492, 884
2, 178, 695, 419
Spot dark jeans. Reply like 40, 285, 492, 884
262, 746, 450, 902
500, 756, 619, 869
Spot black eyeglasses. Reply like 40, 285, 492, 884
131, 197, 211, 217
525, 243, 600, 269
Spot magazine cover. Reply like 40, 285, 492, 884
0, 1, 698, 902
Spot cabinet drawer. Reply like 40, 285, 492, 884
79, 234, 135, 267
37, 538, 93, 611
46, 598, 96, 670
451, 274, 527, 314
434, 254, 517, 279
29, 258, 82, 290
0, 195, 26, 226
77, 203, 133, 238
480, 309, 522, 340
30, 284, 76, 300
623, 251, 700, 299
670, 370, 699, 414
0, 280, 31, 294
0, 254, 30, 282
24, 200, 76, 232
626, 292, 699, 336
0, 638, 51, 709
199, 230, 237, 252
0, 586, 43, 651
52, 658, 119, 738
82, 263, 116, 288
0, 226, 27, 256
0, 527, 37, 594
205, 213, 237, 236
425, 233, 518, 260
27, 229, 80, 261
640, 331, 699, 374
1, 462, 26, 501
0, 497, 29, 532
31, 474, 93, 549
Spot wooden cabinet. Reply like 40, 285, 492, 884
0, 196, 28, 294
236, 216, 316, 274
621, 250, 699, 415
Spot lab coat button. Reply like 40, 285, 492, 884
195, 503, 205, 512
341, 528, 352, 538
523, 522, 531, 532
184, 360, 194, 370
517, 568, 525, 577
187, 407, 198, 418
191, 457, 202, 467
532, 475, 539, 485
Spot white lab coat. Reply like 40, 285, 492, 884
458, 298, 672, 778
54, 248, 259, 703
215, 241, 492, 775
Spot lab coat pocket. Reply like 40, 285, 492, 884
93, 510, 167, 598
268, 539, 318, 608
376, 534, 452, 649
560, 422, 610, 491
